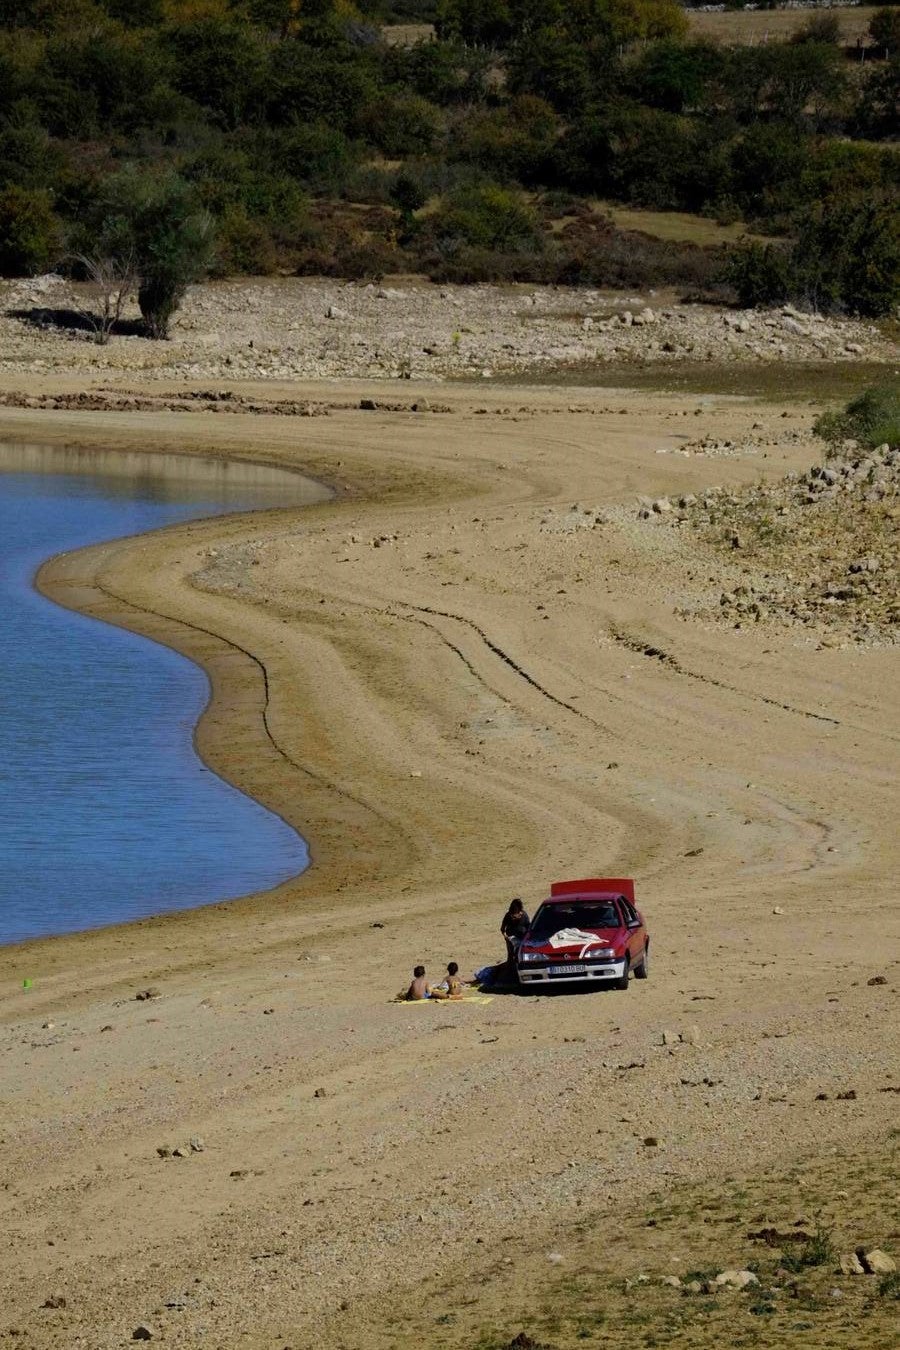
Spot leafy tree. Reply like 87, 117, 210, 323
0, 114, 63, 190
88, 169, 215, 337
435, 0, 513, 45
266, 37, 380, 128
384, 38, 490, 105
854, 54, 900, 139
729, 123, 808, 218
162, 16, 267, 128
101, 0, 166, 22
431, 182, 542, 251
39, 24, 176, 136
869, 7, 900, 54
391, 168, 426, 219
356, 90, 440, 155
506, 26, 594, 112
0, 185, 60, 274
724, 239, 793, 308
793, 195, 899, 316
625, 39, 723, 113
728, 196, 899, 316
264, 122, 358, 191
791, 13, 841, 45
450, 94, 559, 182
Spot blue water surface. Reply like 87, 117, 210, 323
0, 451, 312, 945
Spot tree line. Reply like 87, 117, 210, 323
0, 0, 896, 336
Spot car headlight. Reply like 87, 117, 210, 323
586, 948, 616, 960
519, 950, 542, 963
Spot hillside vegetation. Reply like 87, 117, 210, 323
0, 0, 897, 334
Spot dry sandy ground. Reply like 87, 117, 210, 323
0, 375, 898, 1350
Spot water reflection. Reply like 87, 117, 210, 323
0, 441, 326, 946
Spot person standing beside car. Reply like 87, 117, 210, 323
501, 898, 530, 972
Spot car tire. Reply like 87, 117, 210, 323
616, 956, 630, 991
634, 942, 649, 980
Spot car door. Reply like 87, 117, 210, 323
619, 898, 644, 963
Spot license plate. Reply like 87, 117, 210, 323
547, 963, 585, 975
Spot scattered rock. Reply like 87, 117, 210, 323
661, 1029, 678, 1046
714, 1270, 759, 1289
132, 1326, 157, 1341
172, 1146, 191, 1159
840, 1252, 865, 1275
642, 1136, 659, 1148
156, 1146, 172, 1159
660, 1275, 682, 1288
189, 1137, 205, 1153
41, 1295, 66, 1309
313, 1087, 327, 1098
867, 975, 887, 986
135, 988, 161, 1001
858, 1248, 896, 1275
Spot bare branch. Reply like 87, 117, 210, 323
71, 249, 138, 345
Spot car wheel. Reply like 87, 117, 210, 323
634, 942, 649, 980
616, 956, 630, 991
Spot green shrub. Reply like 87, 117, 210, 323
449, 95, 559, 183
724, 239, 793, 308
727, 196, 900, 316
430, 182, 542, 253
878, 1270, 900, 1300
214, 207, 277, 276
355, 90, 441, 157
814, 384, 900, 452
779, 1221, 836, 1273
794, 195, 900, 316
0, 185, 60, 275
869, 7, 900, 54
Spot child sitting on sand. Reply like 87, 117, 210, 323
431, 962, 465, 1000
405, 965, 431, 1001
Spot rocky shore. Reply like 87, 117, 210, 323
642, 440, 899, 645
0, 273, 894, 384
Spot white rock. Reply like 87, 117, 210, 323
860, 1249, 896, 1274
714, 1270, 758, 1289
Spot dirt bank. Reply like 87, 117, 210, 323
0, 375, 897, 1350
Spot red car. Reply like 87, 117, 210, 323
516, 878, 649, 989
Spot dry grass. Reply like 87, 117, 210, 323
385, 1132, 900, 1350
688, 6, 880, 47
382, 21, 435, 45
383, 10, 881, 49
588, 200, 759, 246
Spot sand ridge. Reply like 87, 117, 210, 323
0, 382, 897, 1348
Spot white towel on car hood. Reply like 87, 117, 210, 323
547, 928, 610, 958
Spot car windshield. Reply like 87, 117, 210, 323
529, 901, 621, 940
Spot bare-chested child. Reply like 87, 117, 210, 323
430, 961, 465, 1000
405, 964, 431, 1001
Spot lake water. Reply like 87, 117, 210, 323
0, 442, 327, 946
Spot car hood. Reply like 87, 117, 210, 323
522, 927, 624, 957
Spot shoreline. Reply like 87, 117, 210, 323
1, 383, 897, 1349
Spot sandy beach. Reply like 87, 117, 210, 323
1, 322, 898, 1346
